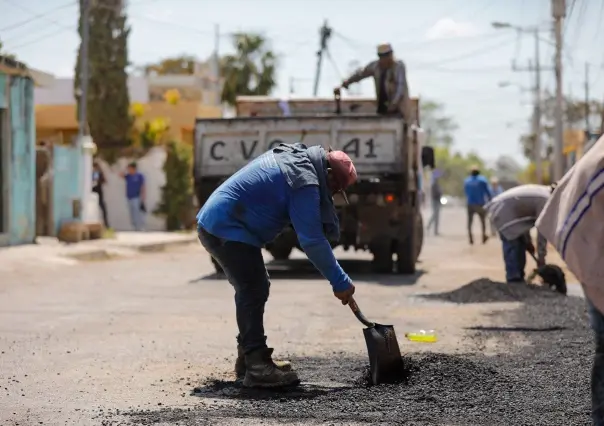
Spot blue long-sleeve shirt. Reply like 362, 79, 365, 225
463, 175, 491, 206
197, 153, 352, 292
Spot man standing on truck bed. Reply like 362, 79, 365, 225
196, 143, 357, 388
334, 43, 412, 120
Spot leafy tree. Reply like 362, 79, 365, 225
433, 146, 491, 197
493, 155, 522, 182
144, 55, 197, 75
0, 39, 16, 59
420, 100, 458, 147
75, 0, 131, 147
220, 33, 277, 106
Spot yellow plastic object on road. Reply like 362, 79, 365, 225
405, 330, 437, 343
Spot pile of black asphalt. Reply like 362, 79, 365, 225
108, 283, 591, 426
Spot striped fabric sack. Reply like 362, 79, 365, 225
536, 134, 604, 311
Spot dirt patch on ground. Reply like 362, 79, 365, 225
422, 278, 563, 304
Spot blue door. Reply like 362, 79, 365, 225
52, 144, 81, 235
8, 75, 35, 245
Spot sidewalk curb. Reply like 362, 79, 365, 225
63, 236, 198, 262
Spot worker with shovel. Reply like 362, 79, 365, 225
196, 143, 357, 388
484, 183, 564, 291
535, 135, 604, 425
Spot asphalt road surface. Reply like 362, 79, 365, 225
0, 207, 591, 425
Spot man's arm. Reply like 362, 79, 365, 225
288, 185, 352, 292
536, 232, 547, 266
343, 61, 377, 87
139, 174, 146, 202
389, 61, 408, 107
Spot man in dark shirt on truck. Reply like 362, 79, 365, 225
196, 143, 357, 388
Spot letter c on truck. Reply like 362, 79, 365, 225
210, 141, 225, 161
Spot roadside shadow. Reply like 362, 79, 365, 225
465, 326, 566, 332
191, 258, 425, 286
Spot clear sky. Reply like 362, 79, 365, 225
2, 0, 603, 164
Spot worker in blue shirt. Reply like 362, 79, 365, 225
197, 143, 357, 389
463, 165, 492, 245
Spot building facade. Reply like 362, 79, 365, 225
0, 57, 53, 246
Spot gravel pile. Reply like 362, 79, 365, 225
117, 294, 592, 426
422, 277, 563, 304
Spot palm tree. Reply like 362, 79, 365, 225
220, 33, 277, 106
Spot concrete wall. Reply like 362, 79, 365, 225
0, 72, 36, 246
96, 147, 168, 231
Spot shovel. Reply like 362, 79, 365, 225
348, 296, 404, 385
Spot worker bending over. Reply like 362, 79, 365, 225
485, 184, 551, 283
196, 143, 357, 389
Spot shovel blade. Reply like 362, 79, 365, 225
362, 324, 404, 385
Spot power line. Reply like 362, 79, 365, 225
8, 27, 72, 50
416, 34, 514, 67
0, 0, 75, 32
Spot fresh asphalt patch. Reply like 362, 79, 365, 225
107, 284, 592, 426
421, 277, 563, 304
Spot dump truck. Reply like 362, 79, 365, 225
194, 95, 434, 274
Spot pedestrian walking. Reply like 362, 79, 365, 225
463, 165, 492, 245
196, 143, 357, 389
92, 161, 109, 229
426, 170, 443, 236
484, 184, 550, 283
489, 177, 504, 236
535, 134, 604, 426
121, 162, 146, 231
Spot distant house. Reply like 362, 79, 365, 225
34, 73, 223, 147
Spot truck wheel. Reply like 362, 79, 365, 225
268, 245, 293, 261
372, 240, 393, 273
396, 213, 418, 275
211, 256, 224, 275
415, 212, 424, 262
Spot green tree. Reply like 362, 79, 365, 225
0, 39, 16, 59
420, 100, 458, 147
220, 33, 277, 106
75, 0, 131, 147
433, 146, 491, 196
144, 55, 197, 75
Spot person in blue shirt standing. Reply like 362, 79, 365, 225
197, 143, 357, 389
121, 162, 146, 231
463, 165, 492, 245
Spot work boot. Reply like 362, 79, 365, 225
242, 348, 300, 388
235, 345, 292, 378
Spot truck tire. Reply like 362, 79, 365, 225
371, 239, 393, 273
396, 212, 419, 275
268, 245, 293, 261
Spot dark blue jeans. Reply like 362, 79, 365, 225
500, 235, 526, 282
588, 300, 604, 425
198, 227, 270, 355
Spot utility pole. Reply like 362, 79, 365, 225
289, 77, 294, 94
313, 20, 332, 97
584, 62, 590, 133
511, 28, 549, 184
78, 0, 90, 140
552, 0, 566, 181
213, 24, 221, 106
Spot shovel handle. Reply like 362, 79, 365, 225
348, 296, 376, 328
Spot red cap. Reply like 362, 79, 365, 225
327, 150, 357, 190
